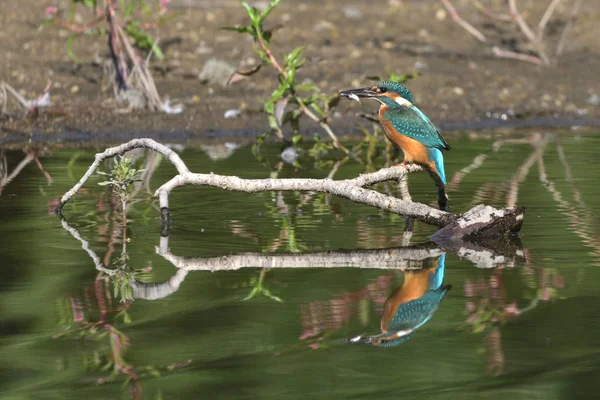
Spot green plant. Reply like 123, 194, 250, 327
224, 0, 347, 152
243, 268, 283, 302
42, 0, 173, 111
43, 0, 165, 61
98, 156, 144, 213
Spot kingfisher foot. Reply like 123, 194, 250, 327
395, 161, 411, 170
438, 193, 449, 211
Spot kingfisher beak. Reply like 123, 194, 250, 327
340, 87, 380, 102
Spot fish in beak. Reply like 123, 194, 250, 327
340, 87, 381, 104
344, 334, 377, 345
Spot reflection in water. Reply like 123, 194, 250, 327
463, 265, 565, 375
2, 133, 597, 399
298, 273, 396, 347
345, 254, 450, 347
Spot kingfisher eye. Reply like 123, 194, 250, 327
379, 87, 387, 93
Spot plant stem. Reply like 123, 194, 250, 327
296, 97, 348, 153
255, 28, 287, 78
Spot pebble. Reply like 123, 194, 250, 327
350, 49, 362, 59
414, 60, 427, 70
587, 94, 600, 106
198, 58, 235, 87
343, 7, 362, 19
436, 9, 447, 21
281, 146, 298, 164
224, 109, 241, 119
453, 87, 465, 96
196, 40, 213, 55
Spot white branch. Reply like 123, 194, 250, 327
58, 139, 189, 208
58, 138, 525, 239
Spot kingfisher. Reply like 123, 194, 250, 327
340, 81, 451, 210
345, 254, 450, 347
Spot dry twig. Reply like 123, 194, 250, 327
556, 0, 582, 56
440, 0, 487, 43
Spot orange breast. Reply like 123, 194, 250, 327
379, 111, 430, 165
380, 268, 436, 332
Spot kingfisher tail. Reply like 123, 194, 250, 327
431, 148, 447, 185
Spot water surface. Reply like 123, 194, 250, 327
1, 132, 599, 399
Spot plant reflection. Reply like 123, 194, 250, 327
463, 261, 565, 375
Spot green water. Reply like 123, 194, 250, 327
1, 133, 600, 399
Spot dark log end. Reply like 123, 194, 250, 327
431, 204, 525, 243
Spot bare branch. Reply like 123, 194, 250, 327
508, 0, 550, 64
440, 0, 488, 43
469, 0, 511, 21
492, 46, 544, 65
506, 134, 549, 207
556, 0, 582, 56
58, 139, 189, 208
538, 0, 563, 43
538, 146, 600, 264
0, 153, 35, 195
508, 0, 537, 44
58, 139, 526, 239
1, 81, 32, 110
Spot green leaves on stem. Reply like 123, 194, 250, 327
224, 0, 345, 152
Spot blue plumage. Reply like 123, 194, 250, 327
386, 285, 451, 332
377, 81, 416, 103
384, 106, 450, 151
339, 81, 451, 210
429, 148, 447, 185
344, 254, 451, 348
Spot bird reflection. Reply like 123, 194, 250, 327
345, 254, 450, 347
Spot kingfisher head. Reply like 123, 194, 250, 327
340, 81, 416, 109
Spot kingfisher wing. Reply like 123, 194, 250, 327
384, 106, 451, 150
387, 286, 451, 331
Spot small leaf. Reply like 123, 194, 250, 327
267, 114, 279, 131
274, 94, 290, 126
295, 83, 318, 92
38, 19, 56, 32
240, 2, 260, 25
284, 46, 305, 68
221, 25, 254, 34
227, 64, 262, 85
327, 94, 341, 109
310, 102, 325, 117
66, 34, 81, 63
259, 0, 282, 24
292, 134, 302, 146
